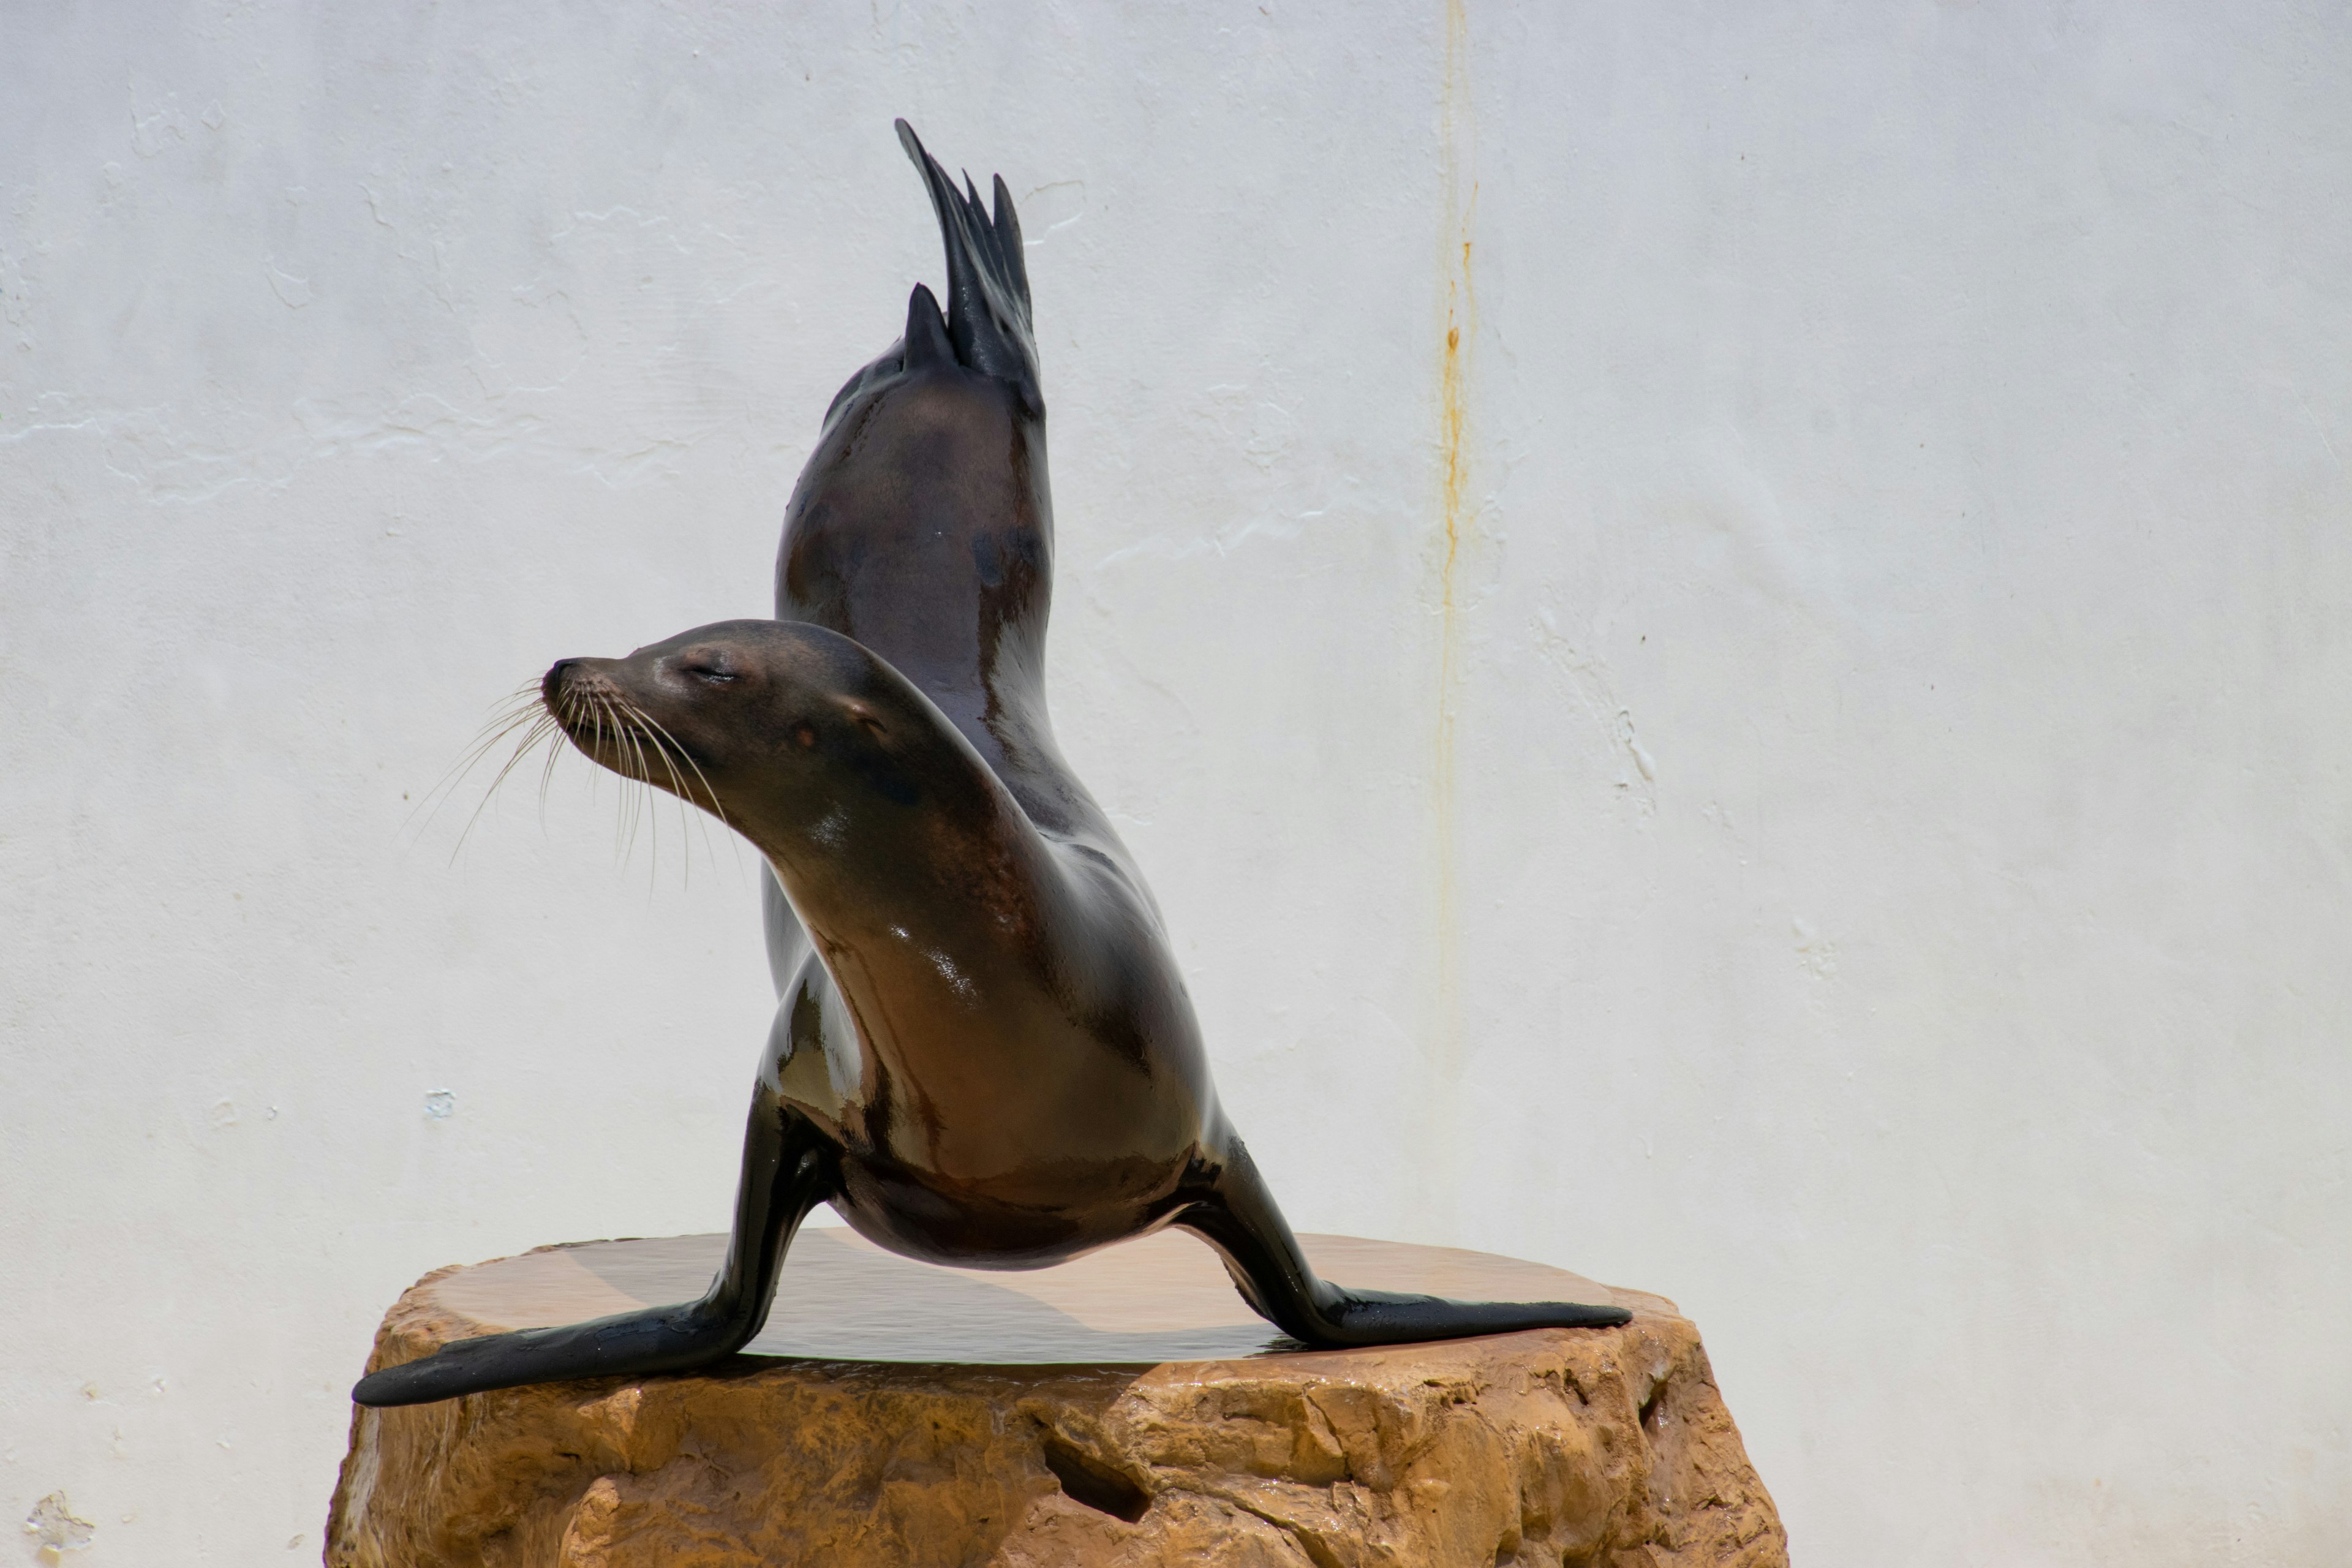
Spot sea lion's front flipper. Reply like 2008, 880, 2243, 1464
351, 1088, 838, 1407
894, 118, 1040, 415
1175, 1129, 1631, 1347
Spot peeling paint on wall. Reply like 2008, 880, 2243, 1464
23, 1491, 96, 1554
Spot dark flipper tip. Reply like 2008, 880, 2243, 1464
352, 1351, 484, 1409
351, 1362, 442, 1409
1330, 1291, 1634, 1343
349, 1300, 749, 1408
889, 118, 1041, 414
904, 281, 953, 368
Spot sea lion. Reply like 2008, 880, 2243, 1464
353, 123, 1627, 1409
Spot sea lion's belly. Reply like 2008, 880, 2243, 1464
769, 937, 1215, 1268
827, 1143, 1194, 1268
856, 1001, 1209, 1264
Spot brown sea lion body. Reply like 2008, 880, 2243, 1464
352, 124, 1624, 1409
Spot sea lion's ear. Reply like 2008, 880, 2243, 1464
894, 118, 1042, 417
903, 283, 954, 369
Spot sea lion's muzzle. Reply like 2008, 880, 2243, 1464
541, 657, 617, 709
541, 657, 641, 738
537, 651, 733, 821
543, 657, 658, 777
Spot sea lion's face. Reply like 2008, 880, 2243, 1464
541, 620, 946, 858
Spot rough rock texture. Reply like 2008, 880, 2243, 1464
327, 1240, 1785, 1567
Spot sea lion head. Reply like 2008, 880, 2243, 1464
540, 619, 988, 865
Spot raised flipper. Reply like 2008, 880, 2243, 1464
352, 1086, 838, 1407
1175, 1128, 1630, 1346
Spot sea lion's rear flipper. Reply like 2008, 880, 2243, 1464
351, 1088, 838, 1408
1175, 1130, 1631, 1347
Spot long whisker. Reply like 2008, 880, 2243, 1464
619, 698, 657, 884
404, 682, 549, 838
606, 696, 654, 879
590, 692, 624, 859
623, 701, 731, 829
584, 695, 613, 848
633, 705, 696, 835
442, 713, 549, 827
433, 703, 541, 790
445, 682, 546, 758
451, 712, 564, 859
414, 673, 750, 894
537, 693, 571, 815
618, 695, 740, 883
617, 696, 699, 888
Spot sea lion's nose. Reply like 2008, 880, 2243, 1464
542, 657, 608, 707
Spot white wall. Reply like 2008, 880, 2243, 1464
4, 3, 2345, 1562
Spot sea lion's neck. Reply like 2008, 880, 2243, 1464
887, 666, 1114, 854
778, 381, 1086, 834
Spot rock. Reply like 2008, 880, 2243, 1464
326, 1229, 1785, 1567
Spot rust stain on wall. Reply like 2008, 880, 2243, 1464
1431, 0, 1477, 1190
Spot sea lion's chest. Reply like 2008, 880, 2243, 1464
768, 903, 1212, 1200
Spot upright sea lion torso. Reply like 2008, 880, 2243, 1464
350, 123, 1625, 1411
756, 145, 1216, 1263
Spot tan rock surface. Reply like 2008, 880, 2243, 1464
327, 1231, 1785, 1567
